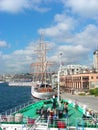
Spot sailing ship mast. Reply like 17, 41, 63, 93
30, 35, 53, 84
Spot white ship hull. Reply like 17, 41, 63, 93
0, 81, 4, 83
1, 124, 98, 130
31, 83, 57, 99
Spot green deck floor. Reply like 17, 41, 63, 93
68, 105, 83, 126
19, 101, 44, 118
18, 99, 83, 127
1, 99, 97, 128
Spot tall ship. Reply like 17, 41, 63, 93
30, 36, 57, 99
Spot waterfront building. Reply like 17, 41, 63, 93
60, 72, 98, 93
52, 51, 98, 94
60, 64, 89, 75
52, 64, 91, 93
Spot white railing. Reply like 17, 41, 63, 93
28, 116, 69, 130
0, 115, 98, 129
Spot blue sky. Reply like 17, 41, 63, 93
0, 0, 98, 74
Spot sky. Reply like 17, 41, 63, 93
0, 0, 98, 74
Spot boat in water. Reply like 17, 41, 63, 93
0, 96, 98, 130
0, 81, 4, 84
8, 81, 32, 87
30, 36, 57, 99
8, 74, 33, 87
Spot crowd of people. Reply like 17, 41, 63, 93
36, 95, 69, 127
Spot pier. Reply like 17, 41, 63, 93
61, 93, 98, 114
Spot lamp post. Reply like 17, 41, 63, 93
58, 69, 60, 102
57, 52, 63, 103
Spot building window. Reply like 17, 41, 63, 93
91, 76, 93, 79
82, 76, 89, 80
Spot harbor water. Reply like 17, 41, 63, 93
0, 83, 33, 113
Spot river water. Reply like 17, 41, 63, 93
0, 83, 33, 113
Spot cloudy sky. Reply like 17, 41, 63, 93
0, 0, 98, 74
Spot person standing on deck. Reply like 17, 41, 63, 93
74, 99, 78, 110
64, 102, 68, 118
52, 95, 57, 109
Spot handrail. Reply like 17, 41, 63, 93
0, 115, 98, 129
76, 117, 98, 128
28, 116, 68, 130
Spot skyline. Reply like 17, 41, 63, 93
0, 0, 98, 74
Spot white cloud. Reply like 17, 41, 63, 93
0, 0, 28, 13
66, 24, 98, 49
38, 12, 97, 66
57, 45, 90, 65
38, 9, 98, 50
0, 0, 97, 73
0, 42, 35, 73
47, 44, 90, 66
0, 40, 57, 73
59, 45, 89, 55
13, 49, 32, 55
0, 40, 8, 47
37, 5, 97, 67
25, 0, 98, 18
38, 13, 77, 37
0, 0, 51, 13
0, 37, 94, 74
64, 0, 98, 18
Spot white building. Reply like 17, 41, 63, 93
60, 64, 89, 75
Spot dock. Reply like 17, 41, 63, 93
61, 93, 98, 114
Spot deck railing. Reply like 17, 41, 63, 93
28, 116, 69, 130
0, 114, 98, 130
76, 117, 98, 129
